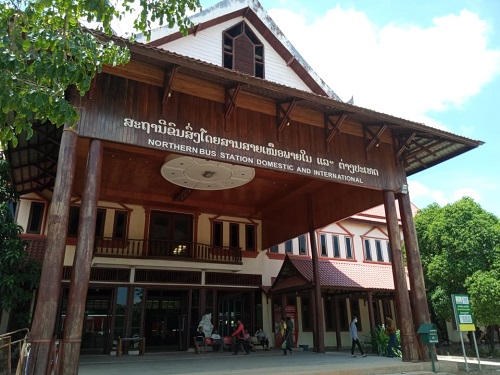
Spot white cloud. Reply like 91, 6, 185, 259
452, 188, 482, 203
408, 180, 482, 210
268, 6, 500, 122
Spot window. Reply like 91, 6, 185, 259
345, 237, 353, 259
223, 22, 264, 78
320, 234, 327, 256
68, 206, 105, 238
285, 240, 293, 254
212, 221, 223, 247
298, 235, 307, 255
333, 235, 340, 258
229, 223, 239, 248
324, 297, 335, 331
387, 241, 392, 263
338, 298, 348, 331
245, 224, 256, 251
364, 239, 372, 261
301, 297, 312, 331
27, 201, 45, 234
270, 245, 278, 253
113, 211, 128, 239
375, 240, 383, 262
94, 209, 106, 239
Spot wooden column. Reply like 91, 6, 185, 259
367, 292, 376, 333
334, 296, 342, 350
200, 287, 206, 316
307, 195, 325, 353
383, 190, 419, 362
309, 288, 317, 350
28, 124, 78, 375
187, 289, 193, 349
398, 192, 431, 360
60, 139, 103, 375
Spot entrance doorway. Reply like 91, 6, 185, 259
60, 287, 114, 354
144, 290, 188, 351
217, 293, 253, 336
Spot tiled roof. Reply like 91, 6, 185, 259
287, 256, 409, 292
349, 202, 420, 224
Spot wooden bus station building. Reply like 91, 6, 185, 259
4, 0, 482, 373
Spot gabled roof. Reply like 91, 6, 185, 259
349, 202, 420, 224
270, 255, 409, 295
145, 0, 341, 100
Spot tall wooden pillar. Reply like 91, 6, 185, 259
367, 292, 376, 333
307, 195, 325, 353
309, 288, 317, 350
398, 192, 431, 360
28, 124, 78, 375
60, 139, 103, 375
334, 296, 341, 350
383, 190, 419, 362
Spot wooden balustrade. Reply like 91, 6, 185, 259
22, 237, 242, 265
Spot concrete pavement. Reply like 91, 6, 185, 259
77, 348, 472, 375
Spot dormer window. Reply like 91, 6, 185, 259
223, 22, 264, 78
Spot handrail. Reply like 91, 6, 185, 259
22, 237, 243, 264
0, 328, 30, 375
93, 237, 242, 264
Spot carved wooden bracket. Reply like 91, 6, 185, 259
224, 84, 244, 131
325, 113, 347, 144
276, 99, 297, 139
365, 124, 387, 152
162, 65, 179, 116
396, 132, 417, 158
225, 84, 243, 118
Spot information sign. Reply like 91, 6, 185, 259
451, 294, 475, 332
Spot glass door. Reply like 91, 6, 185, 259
148, 210, 193, 257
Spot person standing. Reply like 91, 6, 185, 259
285, 317, 294, 354
385, 315, 401, 357
281, 317, 293, 355
231, 319, 250, 355
349, 316, 366, 357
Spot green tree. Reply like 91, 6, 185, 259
414, 197, 500, 321
0, 0, 200, 148
465, 270, 500, 325
0, 157, 41, 325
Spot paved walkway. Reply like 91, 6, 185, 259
76, 349, 483, 375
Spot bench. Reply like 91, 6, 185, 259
116, 336, 145, 356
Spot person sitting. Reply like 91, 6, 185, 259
255, 327, 269, 350
210, 329, 224, 352
244, 329, 255, 351
193, 326, 206, 354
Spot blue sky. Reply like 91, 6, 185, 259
195, 0, 500, 217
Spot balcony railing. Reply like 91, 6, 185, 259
22, 237, 242, 265
94, 238, 242, 264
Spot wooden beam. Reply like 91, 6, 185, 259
162, 65, 179, 116
396, 132, 417, 158
225, 84, 244, 118
366, 124, 387, 152
325, 113, 347, 144
276, 99, 297, 134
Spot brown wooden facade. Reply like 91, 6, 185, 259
6, 24, 482, 374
